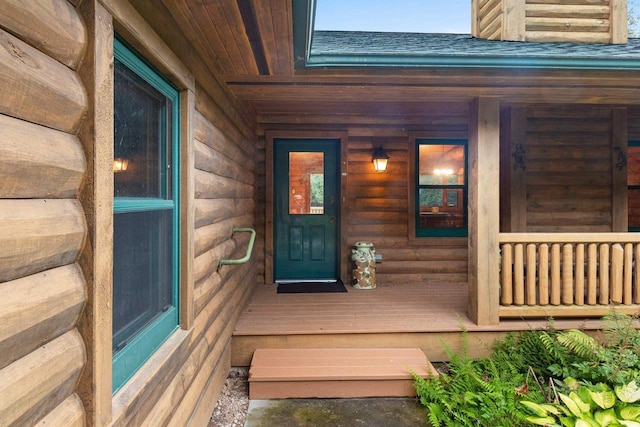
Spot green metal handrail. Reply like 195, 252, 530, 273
218, 227, 256, 270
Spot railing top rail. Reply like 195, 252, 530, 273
499, 232, 640, 244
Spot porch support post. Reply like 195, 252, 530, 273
468, 98, 501, 326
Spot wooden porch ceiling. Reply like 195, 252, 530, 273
131, 0, 640, 117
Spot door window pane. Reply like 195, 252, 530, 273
289, 152, 324, 214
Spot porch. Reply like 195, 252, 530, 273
231, 280, 610, 367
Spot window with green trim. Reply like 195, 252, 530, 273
415, 140, 467, 237
629, 141, 640, 231
112, 38, 180, 393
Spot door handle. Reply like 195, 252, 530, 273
329, 217, 336, 224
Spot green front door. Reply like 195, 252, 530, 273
274, 139, 340, 281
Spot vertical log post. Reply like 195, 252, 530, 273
468, 98, 500, 325
538, 243, 549, 306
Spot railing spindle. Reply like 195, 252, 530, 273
501, 244, 513, 306
538, 243, 549, 306
587, 243, 598, 305
575, 244, 585, 306
624, 243, 633, 305
599, 244, 610, 305
514, 243, 524, 306
635, 243, 640, 304
551, 243, 561, 305
611, 244, 623, 305
526, 244, 537, 305
562, 244, 574, 305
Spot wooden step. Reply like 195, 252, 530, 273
248, 348, 438, 399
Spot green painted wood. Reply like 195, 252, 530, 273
274, 139, 340, 281
112, 37, 180, 394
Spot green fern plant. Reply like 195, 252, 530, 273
412, 332, 546, 427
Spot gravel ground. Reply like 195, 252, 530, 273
209, 368, 250, 427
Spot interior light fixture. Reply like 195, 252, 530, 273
372, 147, 389, 172
113, 158, 129, 172
434, 168, 453, 176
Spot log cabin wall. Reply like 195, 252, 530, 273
1, 0, 259, 425
472, 0, 627, 44
0, 0, 88, 425
503, 105, 619, 233
257, 102, 470, 286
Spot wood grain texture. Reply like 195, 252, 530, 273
0, 29, 87, 133
0, 114, 85, 199
34, 394, 85, 427
0, 329, 85, 426
72, 3, 114, 423
0, 199, 86, 283
0, 0, 87, 69
0, 264, 86, 371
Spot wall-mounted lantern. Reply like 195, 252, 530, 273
113, 158, 129, 172
372, 147, 389, 172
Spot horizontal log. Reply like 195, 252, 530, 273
194, 240, 239, 285
111, 329, 191, 426
499, 232, 640, 243
194, 169, 254, 200
194, 140, 255, 185
526, 17, 610, 32
0, 29, 86, 133
194, 111, 254, 165
0, 199, 86, 283
194, 214, 254, 257
0, 114, 85, 198
195, 198, 255, 228
34, 394, 85, 427
0, 0, 86, 69
525, 4, 610, 19
0, 329, 85, 426
526, 31, 610, 43
0, 264, 86, 370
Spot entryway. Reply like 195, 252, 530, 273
273, 138, 340, 282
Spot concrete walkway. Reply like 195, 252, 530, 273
245, 398, 428, 426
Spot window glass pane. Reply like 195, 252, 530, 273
630, 188, 640, 229
629, 146, 640, 186
114, 58, 171, 198
289, 152, 324, 214
113, 209, 173, 353
418, 144, 465, 183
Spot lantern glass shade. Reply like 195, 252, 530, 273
113, 158, 129, 172
372, 147, 389, 172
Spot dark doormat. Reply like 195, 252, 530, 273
277, 279, 347, 294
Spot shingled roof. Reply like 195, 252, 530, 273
307, 31, 640, 69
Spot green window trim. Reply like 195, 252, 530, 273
415, 139, 468, 238
112, 37, 180, 394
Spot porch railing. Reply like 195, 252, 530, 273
498, 233, 640, 318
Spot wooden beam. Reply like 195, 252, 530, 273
468, 98, 501, 326
75, 1, 114, 424
612, 108, 628, 231
611, 0, 628, 44
181, 89, 196, 329
510, 107, 527, 231
503, 0, 526, 41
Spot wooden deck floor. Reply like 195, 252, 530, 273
231, 282, 606, 366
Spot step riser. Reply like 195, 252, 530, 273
249, 348, 436, 399
250, 380, 418, 399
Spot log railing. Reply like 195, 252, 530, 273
499, 233, 640, 317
